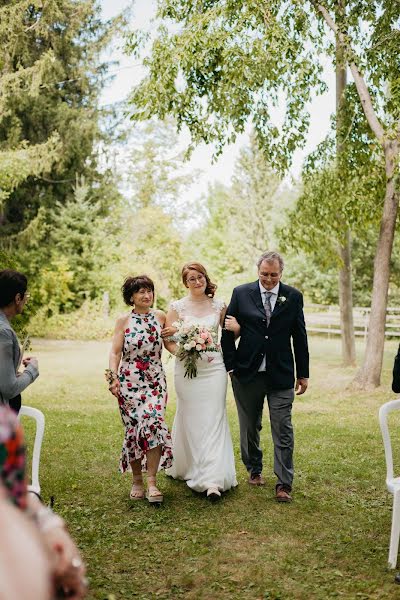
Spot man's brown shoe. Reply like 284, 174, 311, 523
248, 473, 266, 486
275, 485, 292, 503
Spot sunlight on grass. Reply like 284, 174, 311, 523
21, 336, 400, 599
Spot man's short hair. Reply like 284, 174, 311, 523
257, 251, 284, 272
0, 270, 28, 308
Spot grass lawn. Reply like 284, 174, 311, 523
21, 336, 400, 600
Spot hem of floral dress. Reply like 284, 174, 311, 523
119, 419, 173, 473
119, 448, 173, 474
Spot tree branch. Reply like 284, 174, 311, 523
310, 0, 385, 143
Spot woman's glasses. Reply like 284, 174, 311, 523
187, 275, 206, 284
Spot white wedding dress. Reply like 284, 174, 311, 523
166, 297, 237, 493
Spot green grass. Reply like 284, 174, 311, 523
21, 336, 400, 599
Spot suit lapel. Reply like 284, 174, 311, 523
249, 281, 266, 317
271, 282, 288, 320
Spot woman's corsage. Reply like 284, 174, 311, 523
105, 369, 118, 385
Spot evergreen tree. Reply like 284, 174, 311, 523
0, 0, 112, 235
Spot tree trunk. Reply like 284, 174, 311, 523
339, 229, 356, 365
335, 3, 356, 366
353, 142, 399, 388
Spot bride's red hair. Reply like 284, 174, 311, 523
181, 262, 217, 298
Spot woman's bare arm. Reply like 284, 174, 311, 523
108, 314, 128, 397
162, 308, 179, 355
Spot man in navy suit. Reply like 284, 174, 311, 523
221, 251, 309, 502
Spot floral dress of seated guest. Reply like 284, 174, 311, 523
0, 405, 27, 509
118, 309, 173, 473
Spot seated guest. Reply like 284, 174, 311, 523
0, 404, 87, 599
0, 269, 39, 413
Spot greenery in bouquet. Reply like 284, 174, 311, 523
173, 321, 220, 378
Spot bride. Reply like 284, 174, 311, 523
163, 262, 237, 500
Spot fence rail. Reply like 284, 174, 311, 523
304, 304, 400, 339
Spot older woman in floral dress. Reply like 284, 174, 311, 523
108, 275, 173, 504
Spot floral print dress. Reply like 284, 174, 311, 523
0, 405, 27, 509
118, 310, 173, 473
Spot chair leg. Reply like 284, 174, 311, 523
30, 410, 45, 495
389, 490, 400, 569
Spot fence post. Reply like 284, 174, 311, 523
364, 309, 368, 341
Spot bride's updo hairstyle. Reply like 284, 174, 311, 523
122, 275, 154, 306
181, 262, 217, 298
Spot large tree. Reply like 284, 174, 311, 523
128, 0, 400, 387
0, 0, 112, 236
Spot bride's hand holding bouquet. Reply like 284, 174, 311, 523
173, 321, 219, 378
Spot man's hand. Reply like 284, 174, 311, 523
22, 356, 38, 370
295, 378, 308, 395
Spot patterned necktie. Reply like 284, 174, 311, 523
263, 291, 273, 326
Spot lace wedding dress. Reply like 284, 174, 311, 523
166, 297, 237, 493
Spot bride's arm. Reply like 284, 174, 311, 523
220, 306, 241, 339
162, 308, 179, 355
154, 310, 166, 327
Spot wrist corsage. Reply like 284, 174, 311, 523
105, 369, 118, 385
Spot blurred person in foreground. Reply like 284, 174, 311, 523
0, 403, 87, 599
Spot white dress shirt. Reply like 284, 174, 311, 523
258, 281, 280, 372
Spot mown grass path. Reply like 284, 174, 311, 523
22, 337, 400, 599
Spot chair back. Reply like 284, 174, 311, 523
18, 406, 45, 495
379, 399, 400, 484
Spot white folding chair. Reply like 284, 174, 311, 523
379, 399, 400, 568
18, 406, 45, 496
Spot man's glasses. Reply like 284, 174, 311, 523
187, 275, 206, 284
259, 272, 280, 279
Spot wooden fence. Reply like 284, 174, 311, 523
304, 304, 400, 339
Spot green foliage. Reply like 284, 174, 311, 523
0, 0, 113, 236
126, 118, 198, 218
128, 0, 326, 172
0, 0, 128, 330
278, 81, 387, 305
185, 135, 298, 300
28, 299, 116, 340
0, 135, 61, 207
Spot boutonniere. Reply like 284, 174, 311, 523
276, 296, 287, 306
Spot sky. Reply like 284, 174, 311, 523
100, 0, 336, 202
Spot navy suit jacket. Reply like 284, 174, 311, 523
221, 281, 309, 388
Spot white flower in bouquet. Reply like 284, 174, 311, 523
173, 321, 220, 378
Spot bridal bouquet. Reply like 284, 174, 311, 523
173, 321, 220, 378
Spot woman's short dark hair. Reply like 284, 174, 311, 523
122, 275, 154, 306
0, 270, 28, 308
